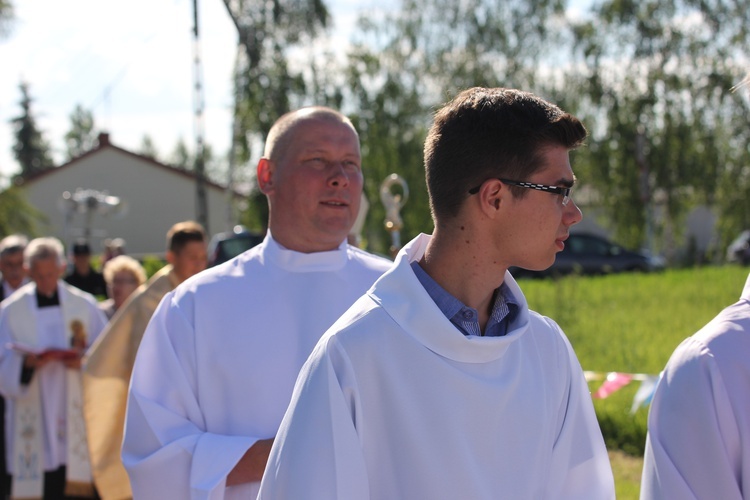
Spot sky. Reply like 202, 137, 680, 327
0, 0, 365, 184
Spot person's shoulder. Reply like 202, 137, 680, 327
320, 294, 393, 349
524, 309, 575, 351
671, 304, 750, 370
346, 246, 393, 272
1, 282, 32, 308
169, 249, 264, 302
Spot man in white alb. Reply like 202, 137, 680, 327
258, 87, 615, 499
0, 237, 107, 499
121, 107, 391, 499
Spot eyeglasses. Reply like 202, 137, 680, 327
468, 178, 573, 206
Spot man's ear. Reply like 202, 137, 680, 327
257, 158, 275, 194
477, 180, 504, 218
166, 250, 175, 266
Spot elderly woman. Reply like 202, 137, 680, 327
99, 255, 146, 320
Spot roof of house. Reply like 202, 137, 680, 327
17, 132, 228, 192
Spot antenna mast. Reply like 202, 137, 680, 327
192, 0, 209, 232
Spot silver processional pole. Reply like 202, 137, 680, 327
379, 173, 409, 258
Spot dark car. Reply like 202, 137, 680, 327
511, 233, 665, 278
207, 225, 264, 267
726, 230, 750, 265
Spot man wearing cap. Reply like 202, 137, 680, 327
65, 242, 107, 299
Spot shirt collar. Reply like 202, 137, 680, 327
410, 261, 519, 337
36, 288, 60, 308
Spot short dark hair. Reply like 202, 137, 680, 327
166, 221, 206, 254
72, 241, 91, 256
424, 87, 587, 221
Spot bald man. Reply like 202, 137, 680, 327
122, 107, 391, 499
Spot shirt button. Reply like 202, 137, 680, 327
462, 310, 474, 320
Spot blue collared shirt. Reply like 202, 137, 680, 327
410, 261, 519, 337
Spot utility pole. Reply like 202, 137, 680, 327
192, 0, 209, 232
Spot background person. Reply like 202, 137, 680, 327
82, 221, 207, 500
0, 237, 107, 499
0, 234, 28, 499
0, 234, 29, 302
98, 255, 147, 320
121, 107, 391, 499
101, 238, 126, 268
65, 241, 107, 299
258, 87, 614, 499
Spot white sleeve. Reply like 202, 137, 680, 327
640, 337, 743, 500
258, 337, 370, 499
546, 322, 615, 500
122, 293, 256, 500
0, 307, 24, 399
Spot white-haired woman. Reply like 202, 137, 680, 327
99, 255, 147, 320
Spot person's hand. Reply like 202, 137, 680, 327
226, 438, 275, 486
23, 353, 51, 370
62, 354, 82, 370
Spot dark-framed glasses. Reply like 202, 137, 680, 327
468, 178, 572, 206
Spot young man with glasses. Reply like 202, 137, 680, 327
258, 87, 614, 498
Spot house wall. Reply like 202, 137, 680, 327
21, 147, 235, 258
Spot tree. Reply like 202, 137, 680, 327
10, 81, 54, 180
139, 135, 159, 160
339, 0, 568, 253
568, 0, 750, 260
0, 185, 43, 237
223, 0, 331, 231
169, 139, 225, 186
170, 137, 192, 169
64, 104, 97, 160
0, 0, 13, 39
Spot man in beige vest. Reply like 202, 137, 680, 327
82, 221, 207, 500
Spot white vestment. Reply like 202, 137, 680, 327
122, 234, 391, 500
640, 272, 750, 500
0, 281, 106, 494
258, 234, 615, 500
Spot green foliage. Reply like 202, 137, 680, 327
139, 135, 159, 160
568, 0, 750, 258
0, 185, 44, 237
339, 0, 570, 254
11, 81, 54, 179
518, 266, 748, 456
0, 0, 13, 38
140, 255, 166, 279
609, 450, 644, 499
225, 0, 331, 231
64, 104, 97, 160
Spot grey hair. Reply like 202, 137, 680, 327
24, 237, 66, 268
0, 234, 28, 258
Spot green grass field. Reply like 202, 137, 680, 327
517, 265, 749, 498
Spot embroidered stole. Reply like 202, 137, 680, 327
8, 286, 95, 499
